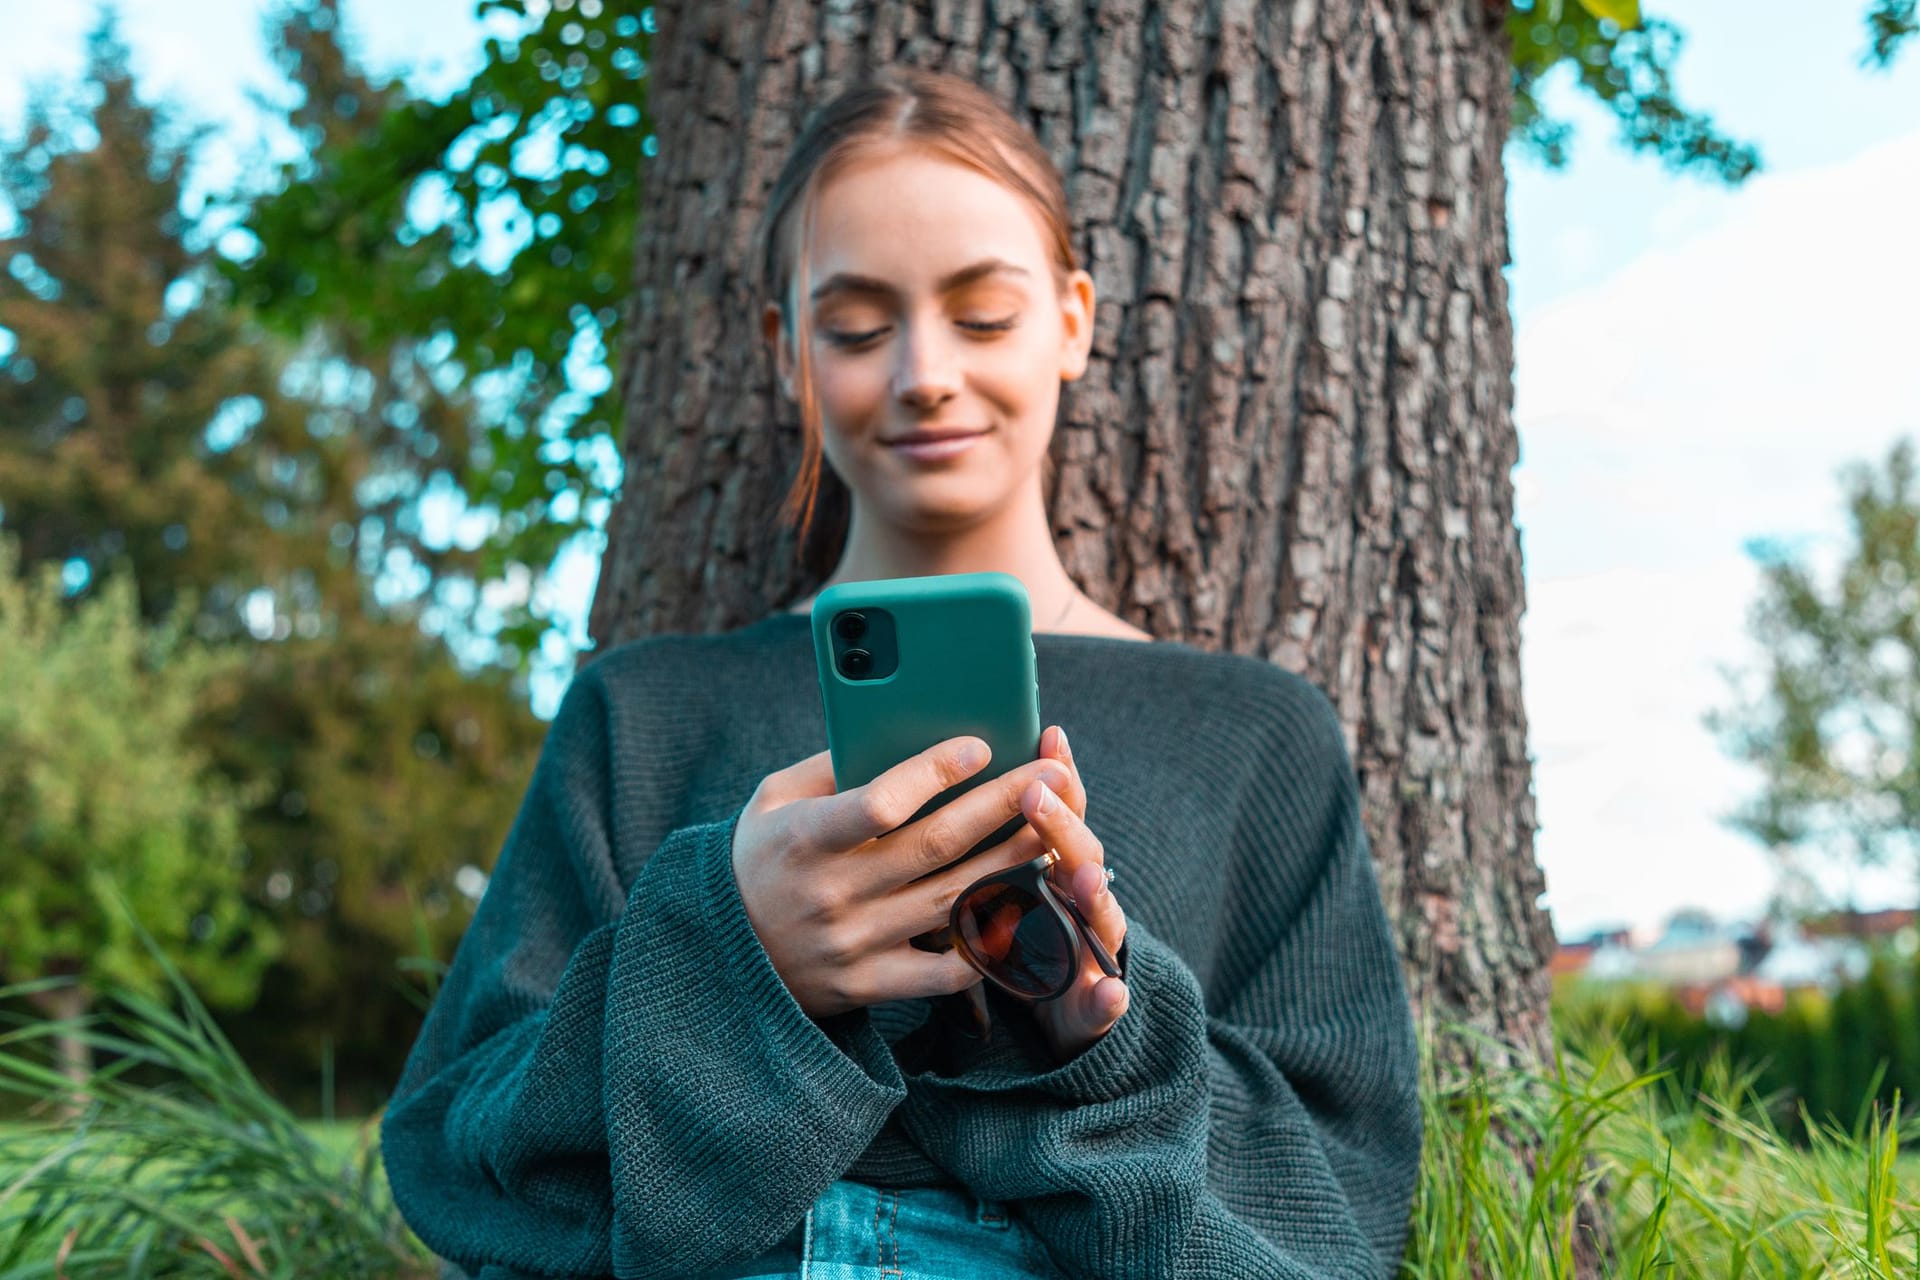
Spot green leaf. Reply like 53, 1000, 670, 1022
1573, 0, 1640, 28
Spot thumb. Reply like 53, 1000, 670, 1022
777, 747, 840, 801
754, 748, 837, 810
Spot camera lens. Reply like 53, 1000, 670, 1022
835, 611, 868, 641
842, 648, 872, 677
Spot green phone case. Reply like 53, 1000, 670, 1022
811, 571, 1041, 830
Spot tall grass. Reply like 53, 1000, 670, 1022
2, 933, 1915, 1277
1405, 1009, 1920, 1277
0, 956, 434, 1278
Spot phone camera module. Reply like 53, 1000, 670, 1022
834, 611, 868, 641
841, 648, 873, 677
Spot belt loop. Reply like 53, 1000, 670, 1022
799, 1201, 814, 1278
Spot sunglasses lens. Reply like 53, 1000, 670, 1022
954, 880, 1073, 997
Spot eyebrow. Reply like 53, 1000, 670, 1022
808, 257, 1030, 302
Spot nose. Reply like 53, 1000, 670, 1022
890, 322, 961, 409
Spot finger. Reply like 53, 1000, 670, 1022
809, 735, 992, 854
758, 748, 838, 808
849, 940, 988, 1005
1084, 975, 1131, 1027
1022, 778, 1125, 955
878, 821, 1050, 946
1067, 858, 1129, 960
854, 755, 1072, 893
1040, 725, 1087, 820
1039, 974, 1130, 1061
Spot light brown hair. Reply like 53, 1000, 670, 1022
754, 67, 1079, 573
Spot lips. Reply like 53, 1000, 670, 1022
884, 427, 988, 444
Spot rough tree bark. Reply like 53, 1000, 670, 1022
588, 0, 1556, 1068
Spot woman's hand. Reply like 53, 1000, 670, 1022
731, 736, 1072, 1021
1018, 724, 1130, 1064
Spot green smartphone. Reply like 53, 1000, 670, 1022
809, 570, 1042, 844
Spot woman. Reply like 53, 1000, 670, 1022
382, 67, 1421, 1280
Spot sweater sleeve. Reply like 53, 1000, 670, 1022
891, 679, 1422, 1280
379, 661, 909, 1279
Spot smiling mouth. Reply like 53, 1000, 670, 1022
883, 429, 990, 463
883, 427, 989, 444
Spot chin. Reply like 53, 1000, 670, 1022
873, 482, 1011, 532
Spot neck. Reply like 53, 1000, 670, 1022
813, 480, 1081, 629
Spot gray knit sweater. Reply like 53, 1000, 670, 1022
381, 612, 1422, 1279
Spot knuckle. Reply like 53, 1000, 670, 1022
747, 774, 775, 812
818, 922, 862, 970
946, 957, 983, 996
927, 876, 964, 921
912, 813, 963, 872
822, 967, 861, 1010
857, 786, 899, 832
804, 877, 848, 920
788, 815, 822, 858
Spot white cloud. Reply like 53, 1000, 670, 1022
1515, 126, 1920, 937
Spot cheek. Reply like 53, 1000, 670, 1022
980, 336, 1065, 423
811, 354, 888, 425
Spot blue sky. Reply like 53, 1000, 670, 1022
4, 1, 1918, 940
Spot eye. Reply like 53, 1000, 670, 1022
824, 327, 889, 348
822, 315, 1017, 348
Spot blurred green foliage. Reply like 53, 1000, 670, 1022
1510, 0, 1758, 179
0, 911, 436, 1278
1554, 945, 1920, 1144
1865, 0, 1919, 66
0, 14, 551, 1114
1708, 438, 1920, 908
0, 533, 275, 1081
227, 0, 652, 674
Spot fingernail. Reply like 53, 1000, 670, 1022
1058, 727, 1071, 760
1035, 780, 1057, 814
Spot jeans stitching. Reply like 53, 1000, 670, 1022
871, 1187, 902, 1278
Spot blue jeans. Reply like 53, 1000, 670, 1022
693, 1178, 1066, 1280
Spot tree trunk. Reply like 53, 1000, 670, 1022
592, 0, 1555, 1068
26, 981, 95, 1120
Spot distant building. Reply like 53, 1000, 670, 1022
1550, 927, 1633, 979
1751, 921, 1869, 989
1560, 905, 1894, 1022
1683, 974, 1787, 1026
1630, 912, 1743, 986
1800, 907, 1916, 942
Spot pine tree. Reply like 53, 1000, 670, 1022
0, 13, 549, 1107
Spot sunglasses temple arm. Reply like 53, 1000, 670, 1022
1057, 891, 1123, 979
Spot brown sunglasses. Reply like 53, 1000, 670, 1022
920, 848, 1124, 1044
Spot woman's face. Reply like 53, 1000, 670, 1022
763, 146, 1095, 534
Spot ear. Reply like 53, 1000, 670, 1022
762, 301, 796, 401
1057, 268, 1096, 382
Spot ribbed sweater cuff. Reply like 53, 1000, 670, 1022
608, 809, 909, 1107
905, 923, 1205, 1104
602, 811, 908, 1273
700, 809, 908, 1099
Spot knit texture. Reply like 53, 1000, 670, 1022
381, 612, 1422, 1279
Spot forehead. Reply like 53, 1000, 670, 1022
804, 147, 1054, 287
